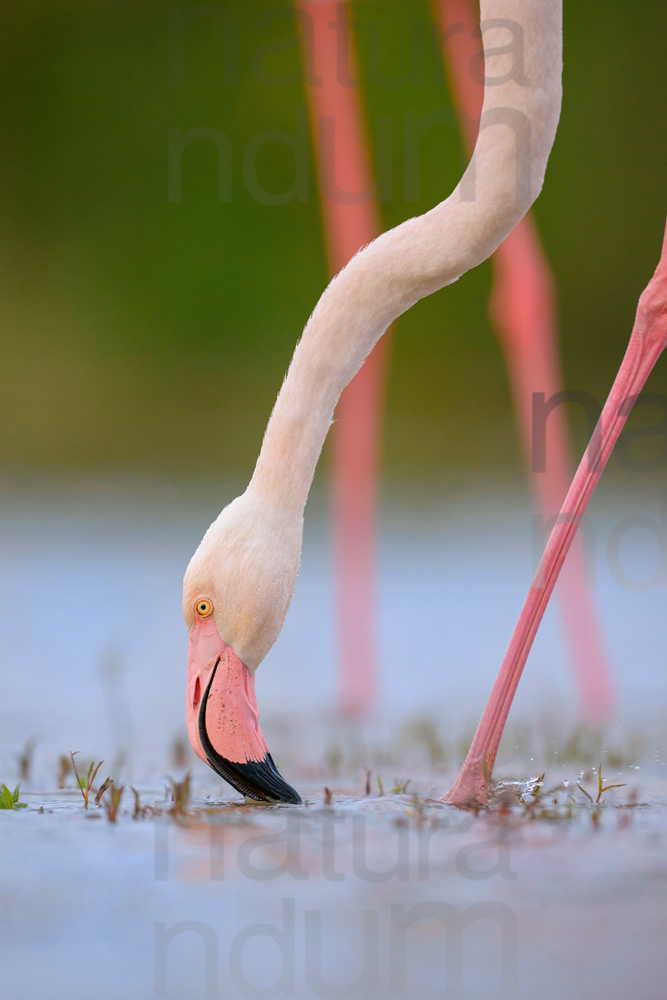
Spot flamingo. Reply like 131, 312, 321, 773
184, 0, 564, 803
183, 0, 667, 805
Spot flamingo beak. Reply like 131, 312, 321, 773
186, 617, 302, 804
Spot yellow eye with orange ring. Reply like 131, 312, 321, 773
195, 598, 213, 618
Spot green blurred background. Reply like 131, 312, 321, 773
1, 0, 665, 486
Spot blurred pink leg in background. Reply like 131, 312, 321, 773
298, 1, 388, 716
434, 0, 615, 720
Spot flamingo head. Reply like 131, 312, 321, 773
183, 490, 303, 803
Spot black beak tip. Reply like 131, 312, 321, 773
212, 753, 302, 804
232, 753, 303, 804
198, 659, 302, 804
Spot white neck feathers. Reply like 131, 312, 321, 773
249, 0, 562, 516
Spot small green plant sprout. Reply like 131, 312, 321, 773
391, 778, 411, 795
377, 775, 384, 797
406, 791, 426, 828
530, 773, 546, 800
94, 777, 114, 806
0, 783, 27, 810
105, 785, 124, 824
577, 764, 626, 805
576, 781, 593, 804
128, 787, 156, 819
130, 787, 141, 819
70, 752, 104, 810
168, 774, 190, 817
595, 764, 626, 803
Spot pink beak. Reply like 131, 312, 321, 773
186, 617, 301, 803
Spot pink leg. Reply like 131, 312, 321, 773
434, 0, 614, 720
446, 219, 667, 805
298, 1, 388, 716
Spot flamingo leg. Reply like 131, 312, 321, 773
433, 0, 615, 720
446, 219, 667, 805
298, 0, 388, 716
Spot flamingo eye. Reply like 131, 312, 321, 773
195, 598, 213, 618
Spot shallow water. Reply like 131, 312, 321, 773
1, 478, 666, 998
3, 769, 667, 1000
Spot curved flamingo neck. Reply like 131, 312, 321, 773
249, 0, 563, 516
